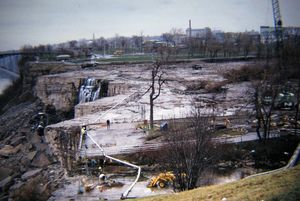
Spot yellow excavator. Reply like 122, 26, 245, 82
147, 172, 175, 188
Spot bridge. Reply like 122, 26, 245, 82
0, 52, 21, 81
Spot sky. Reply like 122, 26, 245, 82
0, 0, 300, 51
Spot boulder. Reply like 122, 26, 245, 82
8, 181, 25, 198
31, 153, 51, 167
10, 136, 26, 146
21, 169, 42, 181
34, 143, 48, 152
0, 167, 13, 181
27, 151, 37, 161
0, 176, 13, 192
30, 134, 41, 144
0, 144, 23, 156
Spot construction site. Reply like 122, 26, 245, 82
1, 56, 299, 201
1, 0, 300, 200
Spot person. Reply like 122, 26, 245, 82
37, 122, 45, 143
37, 122, 44, 136
106, 119, 110, 130
81, 126, 88, 149
81, 126, 87, 139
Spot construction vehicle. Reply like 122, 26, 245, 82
147, 172, 175, 188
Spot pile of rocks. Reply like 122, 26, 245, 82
0, 100, 64, 200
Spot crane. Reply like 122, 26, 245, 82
271, 0, 284, 68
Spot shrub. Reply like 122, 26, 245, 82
223, 64, 265, 83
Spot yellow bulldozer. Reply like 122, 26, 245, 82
147, 172, 175, 188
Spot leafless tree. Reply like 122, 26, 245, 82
144, 62, 166, 130
253, 79, 279, 141
160, 108, 218, 191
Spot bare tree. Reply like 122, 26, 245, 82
144, 62, 166, 130
160, 108, 218, 191
253, 79, 279, 141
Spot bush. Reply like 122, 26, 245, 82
186, 80, 227, 93
223, 64, 265, 83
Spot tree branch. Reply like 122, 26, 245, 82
153, 72, 166, 100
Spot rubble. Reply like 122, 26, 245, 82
21, 169, 42, 181
0, 99, 65, 200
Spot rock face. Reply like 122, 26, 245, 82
36, 72, 129, 113
22, 62, 81, 91
45, 125, 81, 173
74, 94, 128, 118
35, 75, 81, 112
107, 81, 128, 97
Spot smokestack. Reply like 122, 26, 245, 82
189, 19, 192, 38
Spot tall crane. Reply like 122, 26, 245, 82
272, 0, 282, 29
271, 0, 284, 68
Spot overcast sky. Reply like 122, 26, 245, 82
1, 0, 300, 51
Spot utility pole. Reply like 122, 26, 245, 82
140, 31, 143, 53
189, 19, 193, 57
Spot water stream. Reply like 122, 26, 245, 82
78, 78, 101, 103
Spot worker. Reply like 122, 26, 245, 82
81, 125, 87, 135
106, 119, 110, 130
81, 126, 88, 149
36, 121, 45, 143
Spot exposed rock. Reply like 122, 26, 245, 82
0, 167, 13, 181
21, 169, 42, 181
35, 74, 81, 112
0, 144, 23, 156
0, 176, 13, 192
30, 134, 42, 144
75, 94, 125, 118
45, 126, 80, 172
31, 153, 51, 167
0, 100, 42, 141
27, 151, 37, 161
10, 136, 26, 146
34, 142, 49, 152
8, 181, 25, 200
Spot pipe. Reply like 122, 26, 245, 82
86, 132, 141, 199
77, 129, 84, 160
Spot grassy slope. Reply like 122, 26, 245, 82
138, 165, 300, 201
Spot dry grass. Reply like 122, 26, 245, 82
137, 164, 300, 201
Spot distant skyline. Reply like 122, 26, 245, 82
1, 0, 300, 51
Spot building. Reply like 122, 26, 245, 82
260, 26, 300, 43
185, 27, 211, 38
185, 27, 225, 42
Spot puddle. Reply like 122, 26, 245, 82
50, 175, 173, 201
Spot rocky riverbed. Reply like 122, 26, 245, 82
1, 59, 298, 200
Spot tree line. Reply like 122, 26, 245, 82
19, 27, 300, 61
